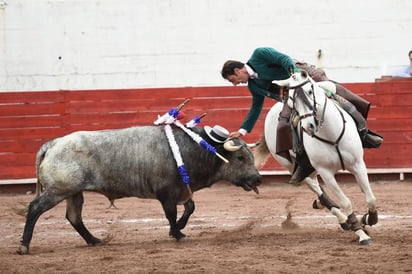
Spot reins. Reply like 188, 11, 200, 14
289, 79, 311, 90
290, 81, 319, 126
292, 78, 347, 171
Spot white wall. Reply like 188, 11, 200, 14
0, 0, 411, 91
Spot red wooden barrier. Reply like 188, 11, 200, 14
1, 81, 411, 179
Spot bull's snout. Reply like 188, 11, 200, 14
254, 174, 263, 186
240, 173, 262, 194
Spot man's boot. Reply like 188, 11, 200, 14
339, 99, 383, 148
290, 149, 315, 183
290, 125, 315, 183
335, 83, 370, 119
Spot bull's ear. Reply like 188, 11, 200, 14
223, 140, 242, 151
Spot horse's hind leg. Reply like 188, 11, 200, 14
351, 164, 378, 226
66, 192, 101, 246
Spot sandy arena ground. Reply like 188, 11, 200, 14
1, 179, 411, 273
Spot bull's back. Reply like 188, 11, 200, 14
38, 126, 181, 197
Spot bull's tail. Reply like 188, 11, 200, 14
253, 135, 271, 169
35, 139, 58, 197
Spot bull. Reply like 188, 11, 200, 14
17, 124, 261, 254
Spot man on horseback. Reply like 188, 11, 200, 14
221, 47, 383, 183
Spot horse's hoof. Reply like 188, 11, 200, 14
17, 245, 29, 255
359, 239, 372, 246
340, 222, 351, 231
362, 211, 378, 226
312, 200, 324, 209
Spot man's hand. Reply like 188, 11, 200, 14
229, 131, 242, 138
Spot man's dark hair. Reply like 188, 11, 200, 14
409, 50, 412, 56
221, 60, 245, 79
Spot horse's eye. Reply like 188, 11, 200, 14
237, 156, 245, 161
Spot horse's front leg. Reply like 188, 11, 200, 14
304, 176, 349, 228
318, 171, 372, 245
351, 164, 378, 226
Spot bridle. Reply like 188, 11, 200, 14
288, 77, 347, 170
288, 79, 322, 129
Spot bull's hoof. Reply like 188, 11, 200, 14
87, 238, 102, 246
177, 235, 190, 242
359, 239, 372, 246
17, 245, 29, 255
340, 222, 351, 231
174, 232, 187, 241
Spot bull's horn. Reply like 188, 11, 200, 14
223, 140, 242, 151
247, 142, 260, 148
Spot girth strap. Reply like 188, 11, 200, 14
311, 106, 347, 171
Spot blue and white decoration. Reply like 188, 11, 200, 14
164, 124, 191, 194
174, 121, 228, 163
185, 115, 202, 128
154, 102, 228, 196
185, 113, 206, 128
154, 107, 180, 125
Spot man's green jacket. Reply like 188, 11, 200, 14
242, 47, 296, 133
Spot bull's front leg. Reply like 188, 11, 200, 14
176, 199, 195, 230
158, 196, 186, 241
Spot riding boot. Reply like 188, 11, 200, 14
339, 99, 383, 148
334, 83, 370, 119
290, 149, 315, 183
290, 125, 315, 183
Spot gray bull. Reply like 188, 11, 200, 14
18, 125, 262, 254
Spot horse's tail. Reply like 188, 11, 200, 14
253, 134, 271, 169
35, 139, 58, 197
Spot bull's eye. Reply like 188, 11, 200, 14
237, 156, 245, 161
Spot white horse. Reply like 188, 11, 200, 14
254, 70, 378, 245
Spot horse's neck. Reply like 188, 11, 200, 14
315, 92, 346, 136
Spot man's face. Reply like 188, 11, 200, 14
226, 68, 250, 86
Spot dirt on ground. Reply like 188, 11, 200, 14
1, 179, 411, 273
